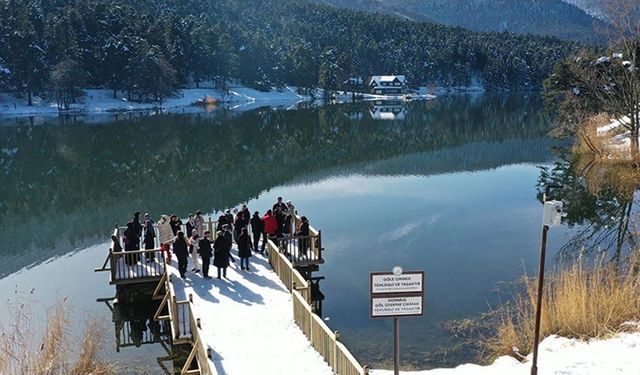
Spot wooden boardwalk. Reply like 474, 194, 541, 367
97, 216, 368, 375
168, 247, 333, 374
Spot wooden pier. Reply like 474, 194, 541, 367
96, 215, 367, 375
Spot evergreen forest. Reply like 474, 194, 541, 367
0, 0, 584, 104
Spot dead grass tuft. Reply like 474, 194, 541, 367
0, 299, 114, 375
483, 256, 640, 360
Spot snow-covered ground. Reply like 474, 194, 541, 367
372, 330, 640, 374
166, 242, 640, 375
0, 85, 310, 117
595, 116, 640, 159
168, 247, 333, 375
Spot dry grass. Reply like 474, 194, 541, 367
483, 256, 640, 360
0, 300, 114, 375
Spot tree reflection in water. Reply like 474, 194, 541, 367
537, 150, 639, 261
0, 94, 554, 276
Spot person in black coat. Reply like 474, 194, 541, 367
169, 214, 182, 236
129, 211, 142, 250
217, 213, 228, 230
250, 211, 264, 252
143, 213, 156, 260
198, 231, 213, 279
173, 231, 189, 278
295, 216, 310, 258
237, 227, 252, 271
234, 214, 245, 243
213, 229, 233, 279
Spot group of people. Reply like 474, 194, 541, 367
114, 196, 311, 280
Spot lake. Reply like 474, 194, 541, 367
0, 94, 588, 371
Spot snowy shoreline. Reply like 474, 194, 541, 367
0, 85, 311, 118
372, 330, 640, 374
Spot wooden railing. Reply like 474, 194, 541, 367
116, 217, 219, 248
153, 271, 214, 375
276, 235, 323, 266
95, 227, 167, 284
290, 215, 323, 264
182, 300, 214, 375
267, 238, 367, 375
292, 290, 368, 375
267, 239, 312, 303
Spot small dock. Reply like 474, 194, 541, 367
97, 215, 368, 375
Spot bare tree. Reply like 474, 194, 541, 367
549, 0, 640, 159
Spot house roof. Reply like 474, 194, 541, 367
369, 75, 406, 84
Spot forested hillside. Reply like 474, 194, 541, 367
317, 0, 606, 44
0, 0, 580, 105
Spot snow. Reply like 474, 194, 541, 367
0, 85, 311, 117
595, 116, 640, 159
371, 331, 640, 374
168, 247, 333, 375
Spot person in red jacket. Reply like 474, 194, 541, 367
261, 209, 278, 254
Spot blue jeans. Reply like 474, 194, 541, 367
240, 257, 250, 269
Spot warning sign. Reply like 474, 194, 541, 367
371, 295, 423, 317
371, 272, 423, 294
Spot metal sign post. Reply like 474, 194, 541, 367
370, 267, 425, 375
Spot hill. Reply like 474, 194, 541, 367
316, 0, 606, 44
0, 0, 582, 102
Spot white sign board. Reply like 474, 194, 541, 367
371, 272, 423, 294
371, 295, 423, 317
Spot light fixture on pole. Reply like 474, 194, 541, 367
531, 184, 564, 375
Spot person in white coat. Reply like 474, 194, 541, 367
194, 210, 205, 237
189, 232, 201, 273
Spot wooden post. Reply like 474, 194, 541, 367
333, 330, 341, 373
109, 249, 116, 282
173, 296, 179, 339
208, 217, 213, 233
318, 229, 323, 261
189, 293, 193, 303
